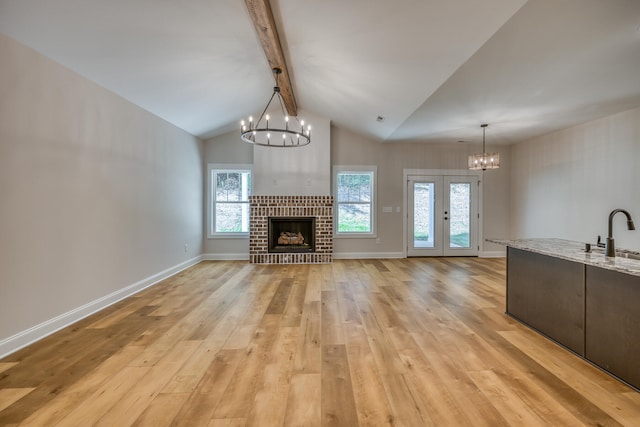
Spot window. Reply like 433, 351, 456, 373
208, 164, 252, 237
333, 166, 376, 237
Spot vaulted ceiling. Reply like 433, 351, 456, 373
1, 0, 639, 146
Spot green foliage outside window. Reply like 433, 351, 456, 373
337, 171, 373, 233
213, 170, 251, 234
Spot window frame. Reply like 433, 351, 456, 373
333, 165, 377, 238
207, 164, 253, 238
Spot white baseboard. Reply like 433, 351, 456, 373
333, 252, 405, 259
334, 251, 504, 259
0, 255, 203, 359
202, 253, 249, 261
480, 250, 506, 258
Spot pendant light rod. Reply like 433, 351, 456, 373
481, 123, 488, 152
240, 68, 311, 147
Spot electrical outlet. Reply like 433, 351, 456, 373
184, 244, 188, 252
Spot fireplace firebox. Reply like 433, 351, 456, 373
268, 217, 315, 253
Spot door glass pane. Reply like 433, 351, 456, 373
449, 183, 471, 248
413, 182, 434, 248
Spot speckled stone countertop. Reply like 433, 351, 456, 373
487, 238, 640, 278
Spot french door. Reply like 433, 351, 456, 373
407, 175, 479, 256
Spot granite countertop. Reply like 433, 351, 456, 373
487, 238, 640, 278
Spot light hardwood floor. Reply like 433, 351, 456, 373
1, 258, 639, 426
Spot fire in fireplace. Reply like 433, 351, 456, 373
268, 217, 316, 253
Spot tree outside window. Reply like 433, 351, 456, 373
210, 168, 251, 235
335, 169, 376, 235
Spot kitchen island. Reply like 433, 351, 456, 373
489, 238, 640, 391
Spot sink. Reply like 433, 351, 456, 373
589, 246, 640, 260
618, 251, 640, 261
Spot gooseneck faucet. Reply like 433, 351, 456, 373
605, 209, 636, 257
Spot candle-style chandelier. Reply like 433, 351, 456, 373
468, 123, 500, 170
240, 68, 311, 147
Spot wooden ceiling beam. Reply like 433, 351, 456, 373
245, 0, 298, 117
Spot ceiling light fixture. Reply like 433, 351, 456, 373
240, 68, 310, 148
468, 124, 500, 170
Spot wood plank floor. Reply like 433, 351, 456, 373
1, 258, 639, 426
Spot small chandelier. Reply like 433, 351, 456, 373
468, 123, 500, 170
240, 68, 310, 148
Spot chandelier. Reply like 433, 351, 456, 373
468, 124, 500, 170
240, 68, 310, 147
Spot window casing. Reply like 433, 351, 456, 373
333, 166, 377, 237
208, 164, 252, 238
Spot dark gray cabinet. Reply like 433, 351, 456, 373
507, 247, 585, 356
506, 247, 640, 390
586, 266, 640, 390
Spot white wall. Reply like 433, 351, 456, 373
0, 34, 203, 354
253, 109, 331, 196
510, 106, 640, 250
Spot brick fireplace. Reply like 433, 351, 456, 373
249, 195, 333, 264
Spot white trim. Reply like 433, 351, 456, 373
333, 251, 404, 259
402, 169, 484, 258
206, 234, 249, 240
207, 163, 253, 238
0, 255, 202, 359
403, 168, 481, 177
333, 165, 378, 238
479, 250, 506, 258
202, 253, 250, 261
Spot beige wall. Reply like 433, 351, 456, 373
331, 126, 511, 256
510, 106, 640, 250
204, 111, 331, 257
0, 34, 203, 351
202, 130, 253, 257
202, 124, 512, 257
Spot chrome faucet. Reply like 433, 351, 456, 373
605, 209, 636, 257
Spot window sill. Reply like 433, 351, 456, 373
208, 233, 250, 239
334, 233, 377, 239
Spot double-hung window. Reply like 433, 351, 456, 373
333, 166, 377, 237
208, 164, 252, 237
